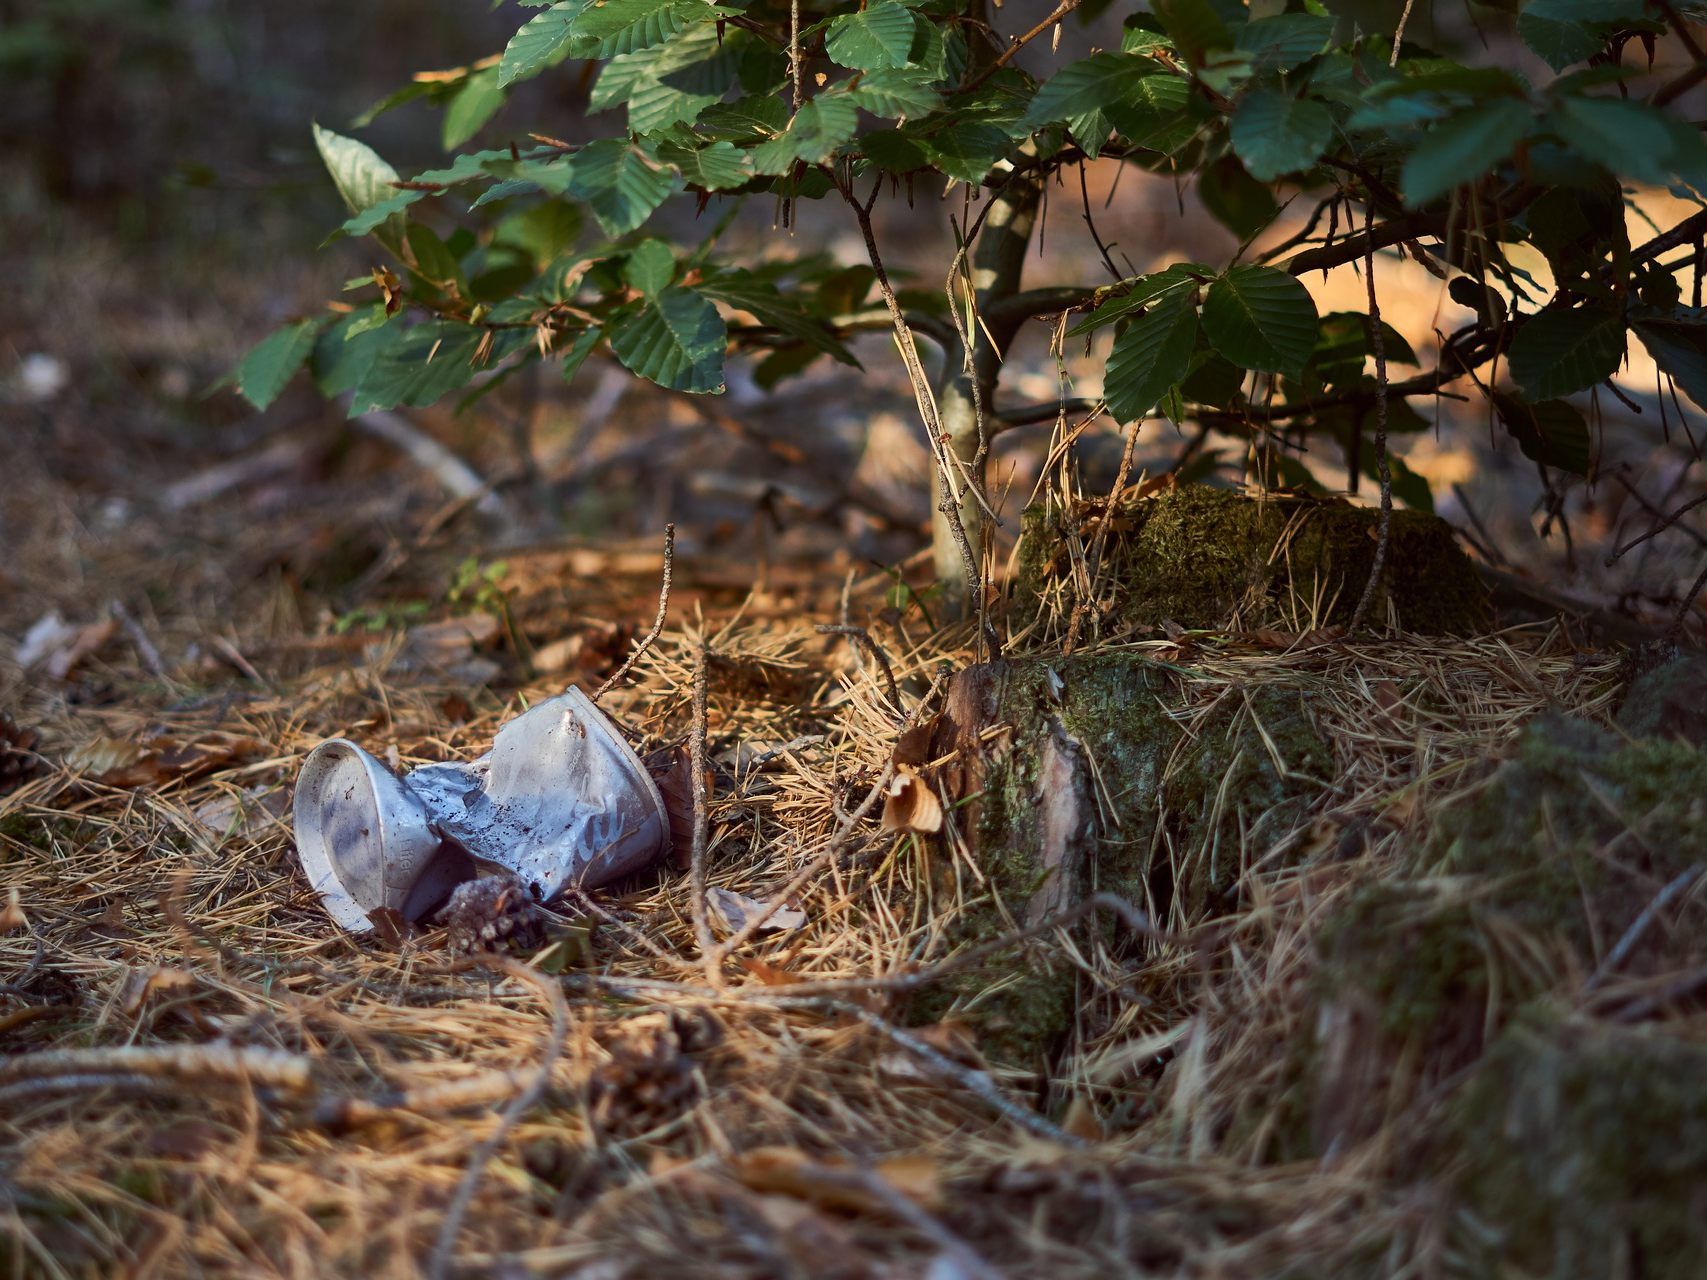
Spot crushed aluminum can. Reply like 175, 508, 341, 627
293, 687, 669, 933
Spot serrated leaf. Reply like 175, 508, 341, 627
622, 239, 676, 295
859, 128, 932, 172
1153, 0, 1236, 68
568, 139, 674, 235
442, 67, 504, 150
1199, 156, 1279, 238
846, 68, 939, 119
657, 139, 752, 189
920, 121, 1009, 185
571, 0, 705, 60
1518, 0, 1644, 72
1633, 312, 1707, 408
1021, 53, 1157, 131
1201, 265, 1319, 375
560, 326, 603, 385
1401, 98, 1533, 207
313, 123, 402, 217
599, 24, 743, 134
697, 268, 857, 364
1105, 293, 1199, 423
607, 286, 726, 392
698, 95, 788, 142
1493, 392, 1592, 475
826, 0, 917, 72
235, 320, 319, 410
1106, 73, 1197, 153
1230, 89, 1333, 182
351, 80, 439, 130
1507, 304, 1623, 400
493, 200, 582, 268
1554, 96, 1683, 187
1234, 13, 1333, 72
750, 96, 859, 172
500, 2, 587, 88
1067, 263, 1209, 336
337, 190, 424, 239
348, 323, 487, 415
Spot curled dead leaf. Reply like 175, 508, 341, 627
121, 965, 197, 1016
0, 888, 26, 934
728, 1147, 942, 1216
710, 887, 806, 935
881, 764, 942, 834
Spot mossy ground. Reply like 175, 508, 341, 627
1016, 485, 1490, 636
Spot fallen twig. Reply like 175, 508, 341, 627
593, 522, 675, 703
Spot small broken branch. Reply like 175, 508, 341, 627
592, 523, 675, 703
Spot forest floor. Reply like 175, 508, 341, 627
5, 124, 1707, 1280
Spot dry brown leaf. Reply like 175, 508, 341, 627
893, 718, 938, 767
881, 764, 942, 834
66, 734, 266, 789
728, 1147, 940, 1216
1372, 679, 1404, 715
651, 745, 704, 870
710, 887, 806, 935
735, 956, 800, 986
121, 966, 197, 1016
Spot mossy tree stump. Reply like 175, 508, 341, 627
1016, 485, 1489, 638
915, 653, 1332, 1067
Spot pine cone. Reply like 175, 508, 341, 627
0, 714, 41, 796
437, 872, 546, 956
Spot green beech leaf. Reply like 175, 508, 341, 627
1153, 0, 1235, 69
1067, 263, 1209, 336
235, 320, 320, 410
1104, 294, 1200, 423
656, 139, 753, 190
921, 121, 1010, 185
1230, 89, 1333, 182
1493, 392, 1593, 475
1633, 312, 1707, 408
570, 0, 708, 60
348, 323, 487, 415
337, 190, 424, 239
1555, 96, 1685, 187
1106, 73, 1197, 153
698, 95, 788, 142
568, 139, 674, 235
622, 239, 676, 296
1201, 265, 1320, 375
697, 268, 857, 364
599, 24, 743, 135
500, 2, 587, 88
1507, 304, 1623, 400
608, 286, 726, 392
312, 123, 402, 218
442, 67, 504, 150
750, 96, 859, 172
845, 68, 939, 119
1199, 156, 1279, 239
1401, 99, 1533, 207
1234, 13, 1333, 72
825, 0, 917, 72
1518, 0, 1644, 72
1021, 53, 1156, 131
560, 326, 603, 385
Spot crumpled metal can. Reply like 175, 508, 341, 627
293, 687, 669, 933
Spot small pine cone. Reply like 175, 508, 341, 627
437, 872, 546, 956
0, 714, 41, 796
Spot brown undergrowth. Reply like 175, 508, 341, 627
9, 537, 1700, 1280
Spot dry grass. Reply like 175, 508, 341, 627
5, 547, 1667, 1280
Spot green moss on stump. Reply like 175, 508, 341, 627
1016, 485, 1489, 635
918, 655, 1330, 1067
1444, 1013, 1707, 1280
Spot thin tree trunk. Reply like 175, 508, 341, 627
931, 171, 1043, 612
